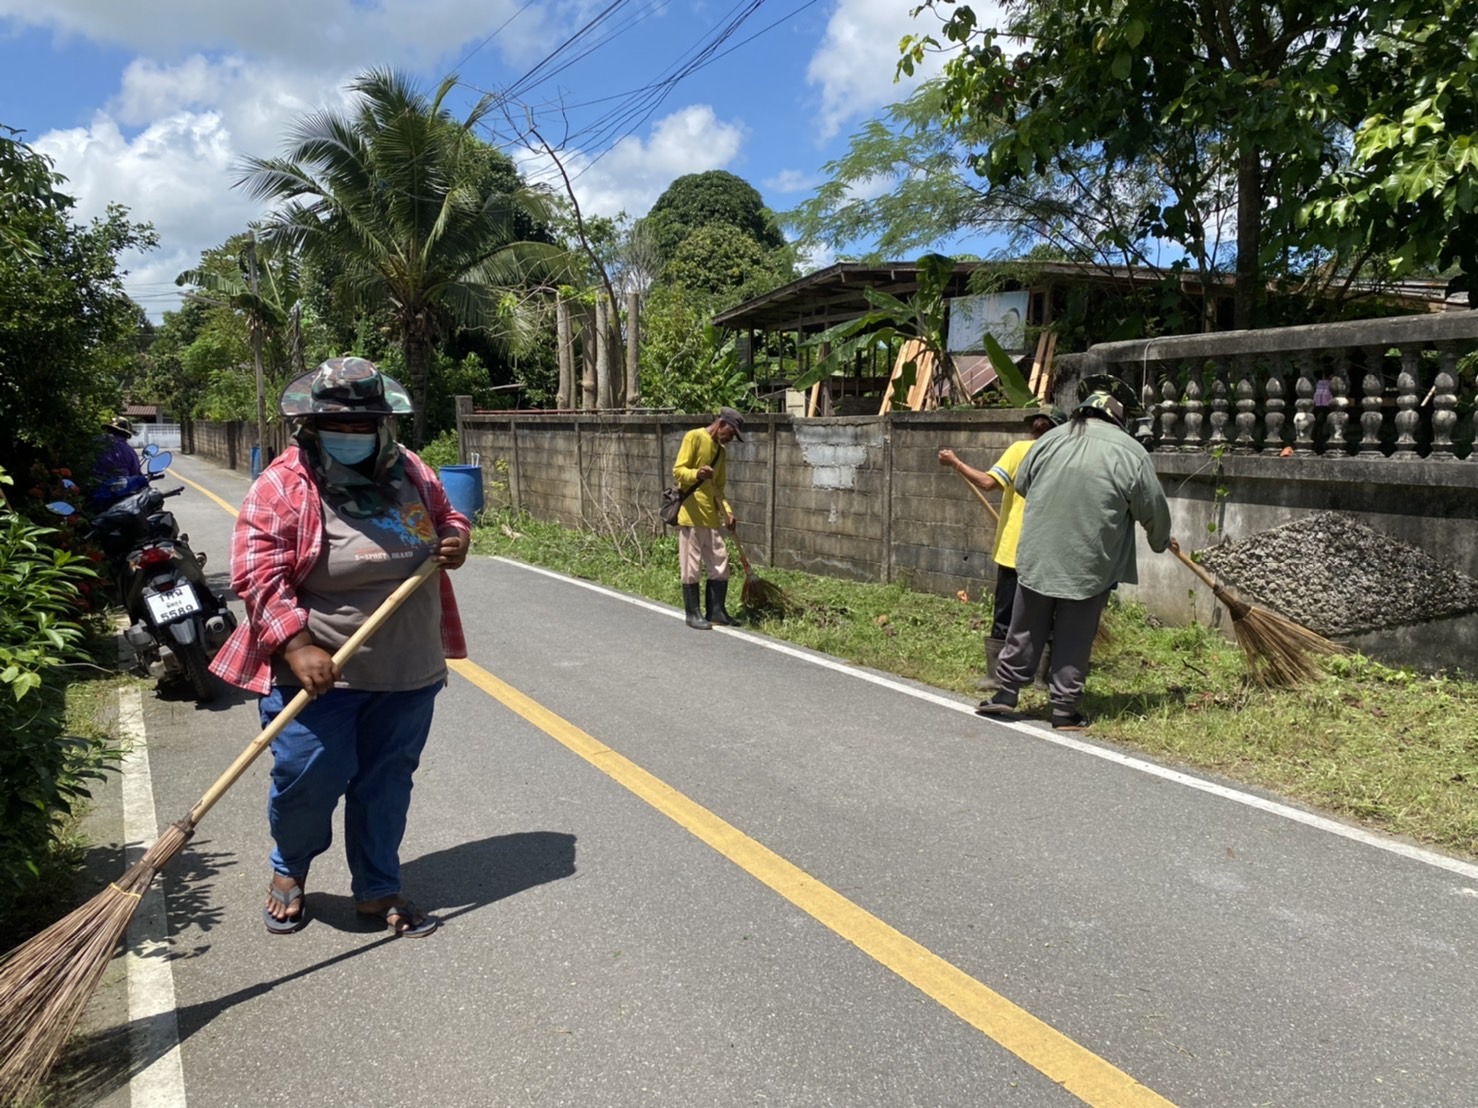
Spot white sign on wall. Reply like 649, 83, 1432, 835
947, 291, 1029, 354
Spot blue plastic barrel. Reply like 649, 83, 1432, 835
250, 445, 263, 478
439, 464, 485, 520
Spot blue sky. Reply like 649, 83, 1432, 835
0, 0, 986, 317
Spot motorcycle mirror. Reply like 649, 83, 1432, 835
146, 451, 174, 475
45, 501, 77, 517
142, 443, 161, 457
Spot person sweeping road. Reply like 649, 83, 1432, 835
977, 390, 1174, 731
938, 405, 1064, 690
672, 407, 744, 630
210, 357, 471, 938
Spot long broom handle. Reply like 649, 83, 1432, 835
1169, 544, 1216, 588
726, 521, 754, 576
952, 468, 1000, 523
186, 558, 442, 826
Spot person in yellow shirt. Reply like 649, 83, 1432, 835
938, 406, 1064, 689
672, 407, 745, 629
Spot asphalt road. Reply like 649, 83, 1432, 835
63, 451, 1478, 1108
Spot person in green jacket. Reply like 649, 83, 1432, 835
673, 407, 744, 629
978, 390, 1177, 730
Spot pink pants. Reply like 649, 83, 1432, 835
678, 527, 730, 585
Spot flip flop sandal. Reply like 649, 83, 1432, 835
360, 900, 439, 938
263, 880, 308, 935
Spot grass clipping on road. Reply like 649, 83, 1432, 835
473, 513, 1478, 862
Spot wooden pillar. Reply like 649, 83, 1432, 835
594, 296, 610, 410
581, 304, 597, 412
556, 298, 574, 410
625, 290, 641, 409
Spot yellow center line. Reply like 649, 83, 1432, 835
171, 471, 241, 517
448, 657, 1175, 1107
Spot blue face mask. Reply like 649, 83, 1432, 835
318, 430, 378, 465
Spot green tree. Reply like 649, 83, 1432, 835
238, 68, 571, 443
907, 0, 1407, 328
662, 222, 795, 304
637, 284, 754, 413
1305, 0, 1477, 296
0, 151, 155, 480
641, 170, 787, 263
1, 127, 67, 262
785, 79, 1164, 274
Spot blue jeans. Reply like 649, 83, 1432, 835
260, 682, 442, 902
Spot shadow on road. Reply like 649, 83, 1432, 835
49, 830, 577, 1105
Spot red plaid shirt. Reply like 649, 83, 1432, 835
209, 445, 470, 694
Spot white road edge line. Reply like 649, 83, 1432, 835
495, 556, 1478, 883
118, 687, 189, 1108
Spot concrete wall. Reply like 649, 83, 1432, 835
458, 408, 1478, 671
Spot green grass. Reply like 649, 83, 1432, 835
474, 509, 1478, 861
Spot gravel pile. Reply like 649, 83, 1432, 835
1197, 510, 1478, 637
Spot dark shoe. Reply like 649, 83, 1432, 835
683, 583, 711, 630
706, 579, 739, 626
1051, 710, 1091, 732
356, 897, 439, 938
976, 637, 1006, 691
262, 877, 308, 935
975, 688, 1019, 717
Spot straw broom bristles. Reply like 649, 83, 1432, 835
0, 819, 193, 1105
1172, 547, 1345, 688
0, 561, 441, 1103
728, 525, 798, 616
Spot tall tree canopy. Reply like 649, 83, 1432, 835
907, 0, 1472, 328
238, 68, 570, 443
642, 170, 787, 263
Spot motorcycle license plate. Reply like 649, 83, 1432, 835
145, 584, 200, 624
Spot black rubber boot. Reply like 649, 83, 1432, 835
683, 583, 711, 630
706, 579, 739, 626
976, 637, 1006, 691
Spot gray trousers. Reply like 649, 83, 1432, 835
995, 584, 1110, 711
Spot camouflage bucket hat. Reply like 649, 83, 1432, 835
279, 356, 413, 418
1025, 404, 1066, 427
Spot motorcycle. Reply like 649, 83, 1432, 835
50, 451, 236, 702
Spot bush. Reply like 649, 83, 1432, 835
0, 466, 118, 918
415, 430, 461, 471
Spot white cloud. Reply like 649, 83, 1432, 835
517, 105, 747, 219
806, 0, 987, 139
0, 0, 564, 68
765, 168, 821, 194
31, 55, 357, 315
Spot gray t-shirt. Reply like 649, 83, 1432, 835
1014, 419, 1172, 600
272, 480, 446, 692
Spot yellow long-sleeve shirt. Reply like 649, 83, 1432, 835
672, 427, 731, 528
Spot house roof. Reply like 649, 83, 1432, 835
123, 403, 160, 418
710, 259, 1464, 336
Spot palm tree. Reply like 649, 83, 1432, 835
237, 68, 569, 443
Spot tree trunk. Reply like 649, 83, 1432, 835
556, 297, 574, 410
404, 330, 434, 446
625, 290, 641, 409
1234, 142, 1263, 331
